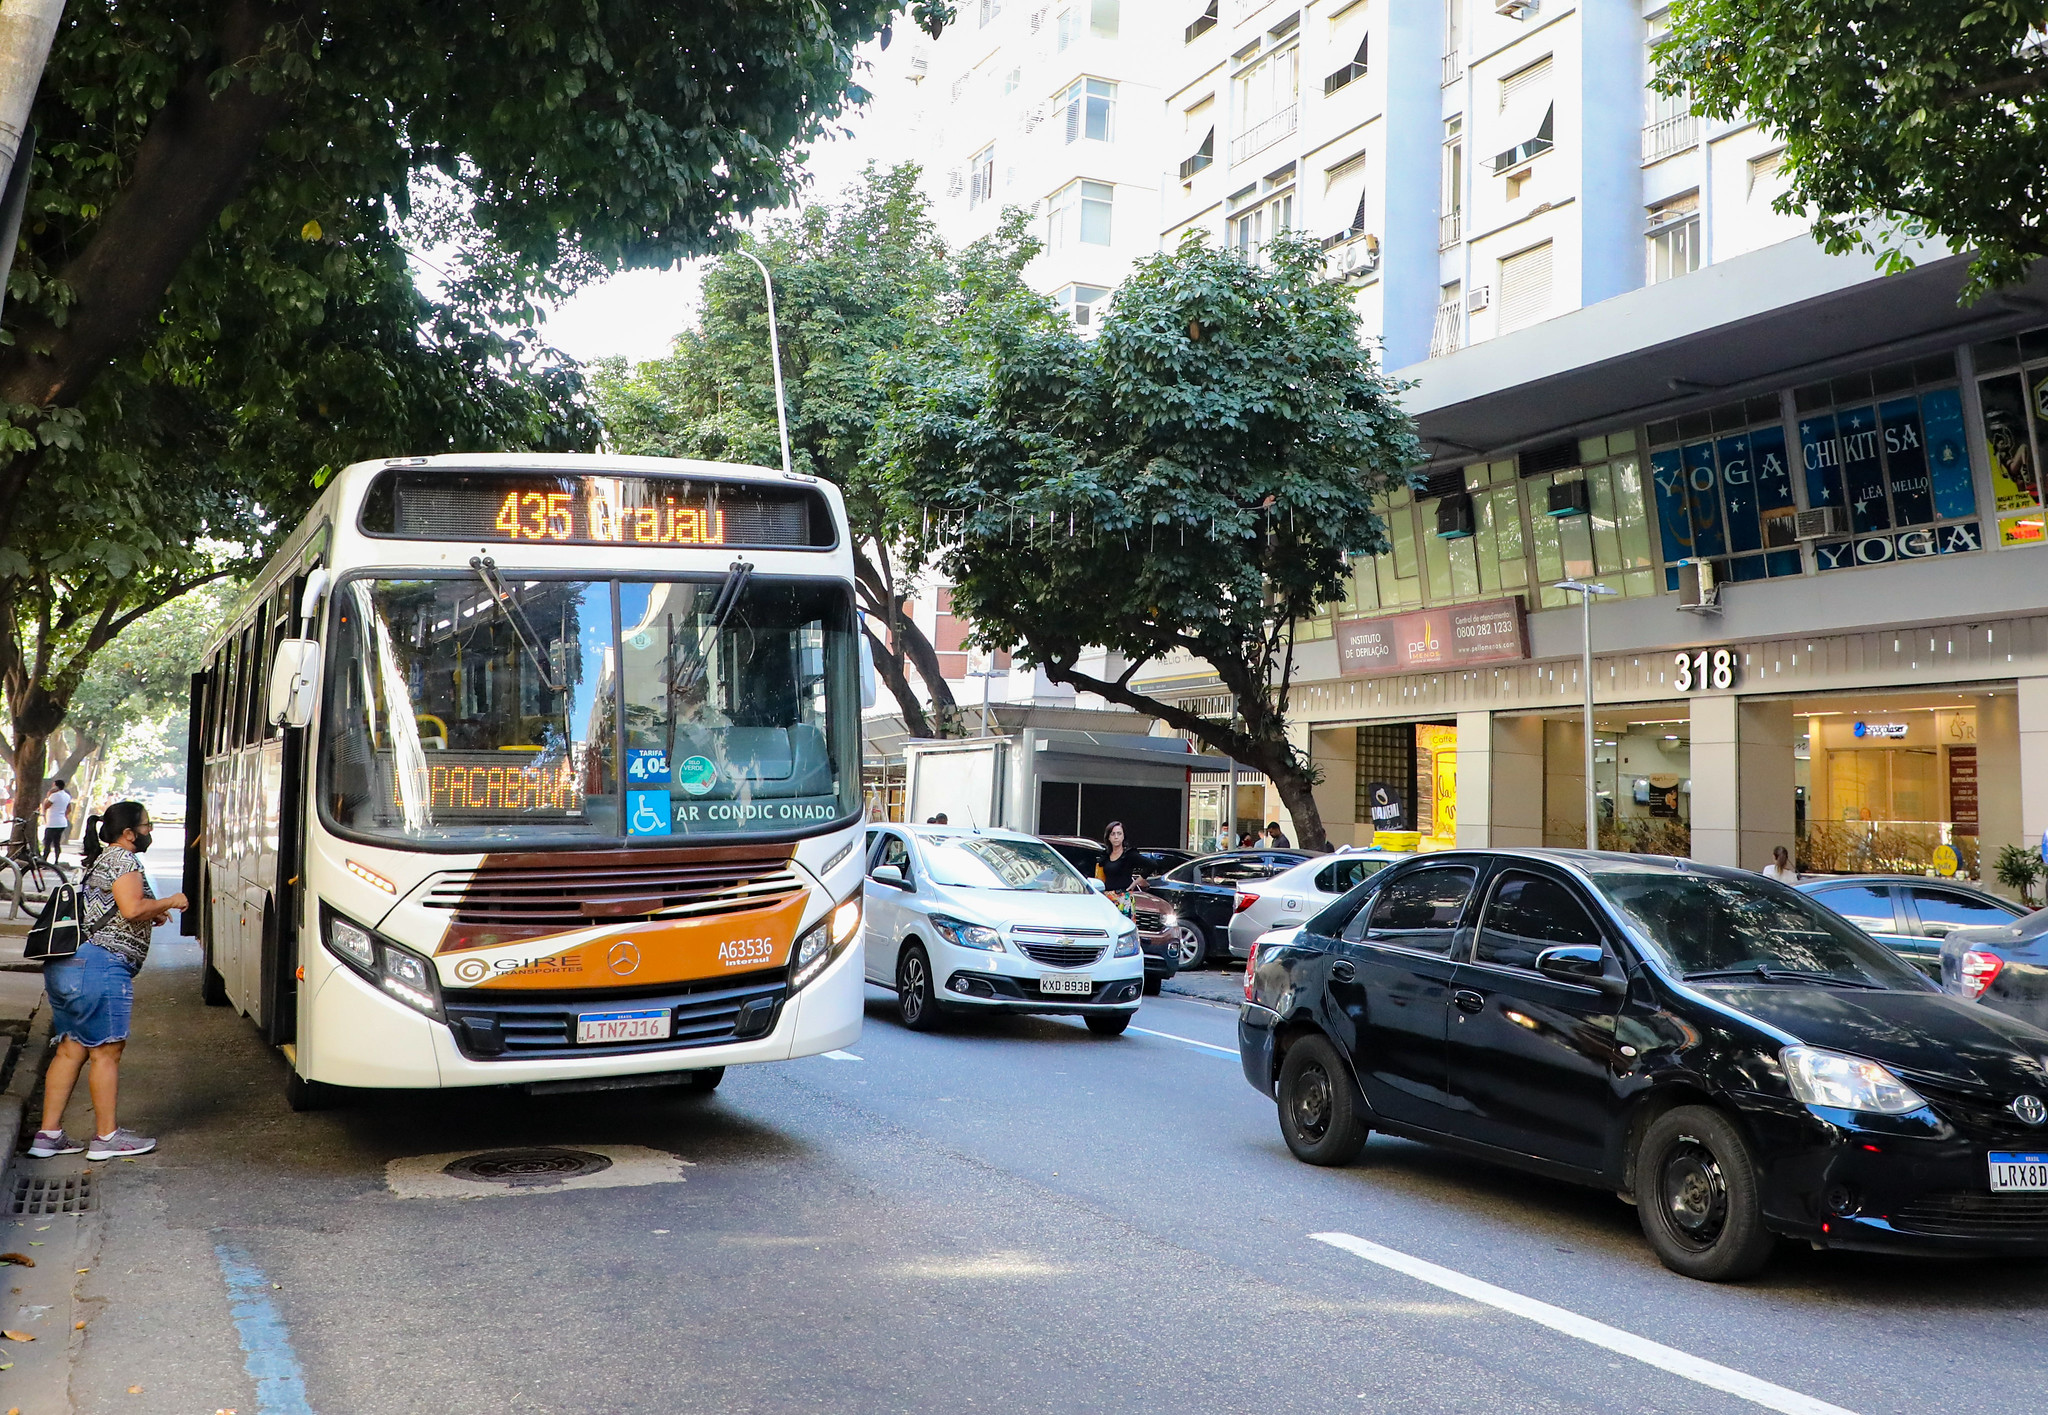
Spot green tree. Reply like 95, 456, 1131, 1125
873, 232, 1422, 849
1655, 0, 2048, 295
0, 0, 946, 821
595, 164, 1038, 740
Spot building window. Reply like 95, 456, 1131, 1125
968, 145, 996, 208
1057, 7, 1078, 48
1971, 332, 2048, 546
1228, 189, 1294, 262
1793, 356, 1982, 564
1063, 77, 1115, 143
1186, 0, 1218, 42
1648, 397, 1804, 588
1003, 67, 1022, 95
1645, 194, 1699, 283
1091, 0, 1119, 38
1231, 44, 1300, 164
1495, 241, 1552, 333
1324, 36, 1368, 94
979, 0, 1002, 26
1047, 179, 1114, 248
1440, 116, 1463, 249
1748, 147, 1787, 197
1057, 282, 1112, 328
1430, 281, 1463, 358
1642, 11, 1698, 161
1180, 127, 1215, 180
1492, 56, 1554, 174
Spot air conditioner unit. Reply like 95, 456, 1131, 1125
1792, 506, 1847, 540
1495, 0, 1536, 16
1466, 285, 1491, 313
1435, 491, 1476, 539
1336, 237, 1380, 279
1676, 559, 1721, 614
1545, 478, 1591, 518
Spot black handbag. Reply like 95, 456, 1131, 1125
24, 881, 115, 964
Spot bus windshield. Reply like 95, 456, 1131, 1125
321, 574, 859, 845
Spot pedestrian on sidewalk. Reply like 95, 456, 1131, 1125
38, 779, 71, 863
1097, 821, 1146, 900
29, 801, 186, 1162
1761, 845, 1798, 883
1263, 820, 1291, 849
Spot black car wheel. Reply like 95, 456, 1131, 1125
681, 1067, 725, 1094
1142, 975, 1162, 995
1167, 920, 1209, 970
1636, 1105, 1775, 1282
1085, 1012, 1132, 1037
1276, 1034, 1368, 1166
896, 944, 944, 1032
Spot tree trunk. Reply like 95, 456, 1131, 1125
7, 729, 45, 853
1256, 746, 1330, 854
850, 544, 958, 725
861, 622, 936, 742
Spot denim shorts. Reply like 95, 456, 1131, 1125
45, 943, 136, 1048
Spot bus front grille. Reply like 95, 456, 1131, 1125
422, 855, 803, 928
445, 970, 789, 1060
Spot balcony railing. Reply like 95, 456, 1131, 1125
1441, 50, 1464, 86
1229, 105, 1298, 166
1429, 299, 1464, 359
1439, 210, 1462, 250
1642, 112, 1699, 163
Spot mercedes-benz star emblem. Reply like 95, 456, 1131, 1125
2012, 1093, 2047, 1127
607, 940, 642, 977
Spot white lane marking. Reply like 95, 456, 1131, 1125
1312, 1232, 1857, 1415
823, 1049, 864, 1062
1129, 1025, 1237, 1057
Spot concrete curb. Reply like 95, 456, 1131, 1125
0, 990, 51, 1186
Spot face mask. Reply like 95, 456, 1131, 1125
132, 830, 152, 853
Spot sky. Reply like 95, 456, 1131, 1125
538, 37, 927, 368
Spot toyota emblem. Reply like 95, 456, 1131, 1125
607, 940, 642, 977
2012, 1094, 2047, 1127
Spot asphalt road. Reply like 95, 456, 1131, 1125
34, 915, 2048, 1415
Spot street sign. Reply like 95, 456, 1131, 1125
1932, 843, 1958, 878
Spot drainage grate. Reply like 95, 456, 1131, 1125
440, 1148, 612, 1188
9, 1172, 96, 1216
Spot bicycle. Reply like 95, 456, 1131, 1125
1, 818, 76, 919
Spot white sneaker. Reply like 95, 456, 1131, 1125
86, 1128, 155, 1161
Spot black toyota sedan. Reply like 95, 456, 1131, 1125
1240, 849, 2048, 1282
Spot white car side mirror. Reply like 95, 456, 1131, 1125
1085, 878, 1106, 894
870, 864, 906, 888
268, 639, 321, 728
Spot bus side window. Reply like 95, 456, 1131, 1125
217, 637, 239, 754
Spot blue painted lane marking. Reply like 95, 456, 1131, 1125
215, 1244, 316, 1415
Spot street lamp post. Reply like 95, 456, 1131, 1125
966, 662, 1009, 737
736, 249, 794, 477
1557, 578, 1619, 850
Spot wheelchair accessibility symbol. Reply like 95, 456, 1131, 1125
627, 789, 672, 837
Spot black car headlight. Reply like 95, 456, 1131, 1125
790, 893, 861, 994
323, 906, 444, 1020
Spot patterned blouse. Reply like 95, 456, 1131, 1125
81, 845, 155, 970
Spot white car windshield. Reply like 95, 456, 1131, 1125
923, 837, 1089, 893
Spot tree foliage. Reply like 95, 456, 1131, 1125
1657, 0, 2048, 295
594, 164, 1039, 739
873, 232, 1422, 848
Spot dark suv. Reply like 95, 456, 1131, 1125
1240, 848, 2048, 1281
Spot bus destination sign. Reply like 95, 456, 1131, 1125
359, 469, 832, 550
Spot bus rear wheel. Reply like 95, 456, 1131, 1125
201, 963, 229, 1007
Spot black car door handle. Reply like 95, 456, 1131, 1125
1331, 960, 1356, 982
1453, 989, 1484, 1014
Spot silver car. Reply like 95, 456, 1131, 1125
1225, 850, 1409, 959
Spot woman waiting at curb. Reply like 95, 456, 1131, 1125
29, 801, 186, 1161
1098, 821, 1145, 900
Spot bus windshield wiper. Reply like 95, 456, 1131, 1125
666, 560, 755, 698
469, 555, 564, 692
1684, 966, 1884, 990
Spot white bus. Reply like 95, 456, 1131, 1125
185, 454, 868, 1107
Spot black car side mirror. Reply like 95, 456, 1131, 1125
1535, 944, 1624, 992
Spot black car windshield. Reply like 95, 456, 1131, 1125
924, 837, 1088, 893
321, 575, 859, 844
1591, 869, 1930, 991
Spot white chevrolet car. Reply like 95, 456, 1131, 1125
863, 825, 1145, 1036
1225, 850, 1409, 959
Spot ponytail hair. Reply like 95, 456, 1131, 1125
98, 800, 146, 845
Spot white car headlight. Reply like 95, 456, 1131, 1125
1113, 928, 1139, 957
1781, 1045, 1927, 1115
929, 914, 1004, 951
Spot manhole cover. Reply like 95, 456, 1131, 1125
440, 1148, 613, 1188
9, 1172, 96, 1215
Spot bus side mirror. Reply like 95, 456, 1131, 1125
268, 639, 321, 728
299, 567, 330, 625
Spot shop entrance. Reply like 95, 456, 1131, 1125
1537, 706, 1694, 854
1793, 690, 1989, 878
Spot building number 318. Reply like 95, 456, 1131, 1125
1674, 648, 1737, 692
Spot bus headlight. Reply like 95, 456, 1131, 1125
322, 906, 444, 1020
791, 891, 861, 994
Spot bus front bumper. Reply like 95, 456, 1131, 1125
301, 937, 863, 1089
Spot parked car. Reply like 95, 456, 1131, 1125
1241, 848, 2048, 1281
1145, 849, 1312, 969
1227, 850, 1409, 960
864, 825, 1144, 1035
1797, 875, 2028, 976
1939, 906, 2048, 1030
